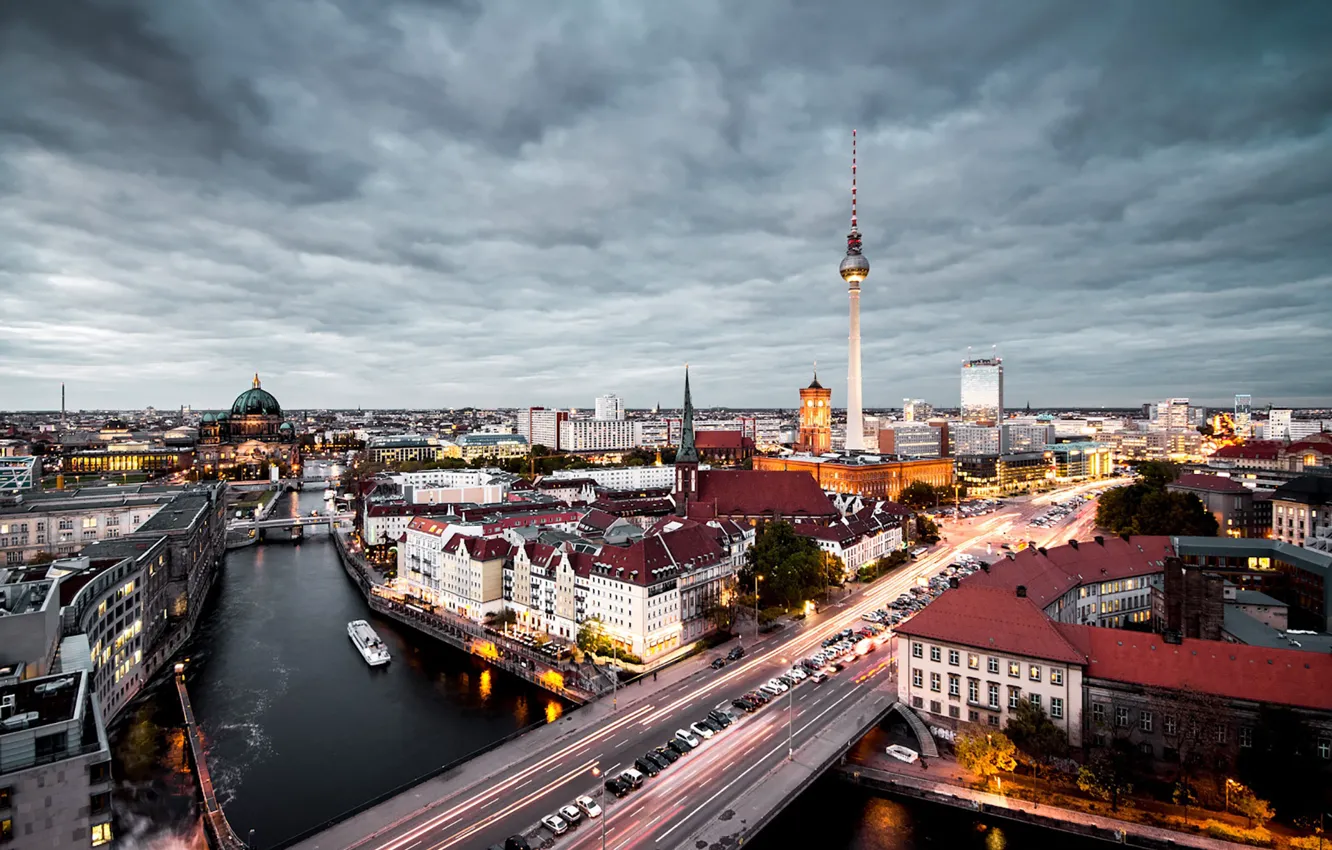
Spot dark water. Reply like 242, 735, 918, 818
110, 489, 1103, 850
110, 490, 566, 849
748, 777, 1112, 850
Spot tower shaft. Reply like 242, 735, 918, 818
846, 288, 863, 451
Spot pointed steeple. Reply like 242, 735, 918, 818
677, 365, 699, 464
253, 372, 262, 389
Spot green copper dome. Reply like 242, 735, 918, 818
231, 374, 282, 417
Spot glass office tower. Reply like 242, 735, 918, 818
960, 357, 1004, 425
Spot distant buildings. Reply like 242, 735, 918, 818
960, 356, 1003, 425
1234, 394, 1253, 438
1167, 474, 1271, 538
902, 398, 933, 422
878, 422, 944, 459
952, 424, 1000, 456
559, 418, 636, 453
366, 434, 449, 465
455, 433, 528, 462
0, 455, 38, 491
517, 407, 569, 452
1047, 441, 1113, 483
753, 453, 953, 502
1001, 423, 1055, 454
1269, 476, 1332, 547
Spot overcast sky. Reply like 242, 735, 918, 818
2, 2, 1330, 413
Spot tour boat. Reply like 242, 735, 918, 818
348, 620, 391, 666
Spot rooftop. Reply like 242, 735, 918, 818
692, 470, 838, 519
0, 670, 85, 735
895, 585, 1088, 665
457, 433, 528, 447
1270, 475, 1332, 507
963, 536, 1174, 610
133, 493, 214, 533
0, 579, 54, 616
1056, 626, 1332, 712
1170, 473, 1250, 494
1172, 535, 1332, 575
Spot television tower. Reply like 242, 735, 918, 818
839, 130, 869, 451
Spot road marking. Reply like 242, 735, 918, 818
616, 738, 629, 747
656, 739, 786, 842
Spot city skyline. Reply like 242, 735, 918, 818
3, 3, 1331, 410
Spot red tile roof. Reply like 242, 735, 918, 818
1171, 473, 1249, 494
586, 523, 727, 586
690, 470, 837, 520
1287, 436, 1332, 454
407, 516, 451, 536
895, 585, 1087, 665
464, 536, 512, 560
1055, 627, 1332, 712
793, 522, 859, 544
1213, 442, 1281, 461
963, 536, 1173, 610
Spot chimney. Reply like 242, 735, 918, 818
1037, 547, 1047, 557
949, 576, 959, 588
981, 562, 990, 573
1068, 539, 1079, 550
1016, 585, 1027, 598
1094, 535, 1105, 546
1119, 531, 1131, 542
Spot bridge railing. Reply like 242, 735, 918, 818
177, 673, 248, 850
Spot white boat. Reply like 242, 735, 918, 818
348, 620, 391, 666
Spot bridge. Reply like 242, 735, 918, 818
228, 512, 353, 531
267, 490, 1109, 850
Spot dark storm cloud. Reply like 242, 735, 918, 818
1, 0, 1330, 412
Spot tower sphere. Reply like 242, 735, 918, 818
840, 252, 870, 283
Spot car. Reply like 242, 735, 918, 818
691, 721, 716, 739
759, 683, 781, 696
558, 804, 583, 825
747, 690, 769, 704
656, 745, 681, 762
732, 698, 756, 712
810, 671, 829, 684
711, 658, 727, 670
635, 757, 661, 777
708, 710, 733, 728
666, 738, 690, 756
727, 646, 746, 661
541, 814, 569, 835
675, 729, 701, 748
504, 836, 532, 850
575, 795, 602, 818
620, 768, 645, 789
647, 752, 672, 771
699, 717, 723, 732
768, 678, 789, 692
605, 777, 630, 797
776, 675, 794, 688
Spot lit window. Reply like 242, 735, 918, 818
1008, 661, 1020, 678
92, 822, 113, 846
1050, 669, 1063, 686
930, 672, 941, 692
968, 653, 980, 670
912, 669, 922, 688
1029, 665, 1041, 682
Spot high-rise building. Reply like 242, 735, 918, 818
516, 407, 568, 452
1001, 423, 1055, 454
960, 356, 1004, 425
1234, 394, 1253, 438
594, 394, 625, 421
953, 424, 1001, 455
797, 370, 832, 454
1269, 409, 1293, 441
902, 399, 933, 422
558, 419, 636, 453
1153, 398, 1191, 431
878, 423, 942, 458
839, 130, 869, 451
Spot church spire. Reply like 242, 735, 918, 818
677, 365, 699, 464
253, 372, 262, 389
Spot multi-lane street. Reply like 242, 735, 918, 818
344, 485, 1108, 850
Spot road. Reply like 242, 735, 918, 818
351, 484, 1110, 850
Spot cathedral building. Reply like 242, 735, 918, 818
196, 375, 300, 479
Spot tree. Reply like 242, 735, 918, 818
577, 617, 609, 655
1239, 705, 1324, 820
1005, 699, 1067, 773
1096, 483, 1218, 537
1136, 460, 1180, 489
915, 514, 941, 544
1230, 781, 1274, 828
743, 521, 825, 608
702, 594, 737, 634
955, 726, 1017, 786
531, 444, 552, 457
899, 480, 938, 510
1077, 742, 1137, 811
27, 551, 58, 565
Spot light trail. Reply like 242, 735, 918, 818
426, 759, 599, 850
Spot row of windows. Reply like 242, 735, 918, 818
913, 643, 1064, 684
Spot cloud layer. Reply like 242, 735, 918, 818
2, 1, 1330, 412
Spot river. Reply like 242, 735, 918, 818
109, 485, 1105, 850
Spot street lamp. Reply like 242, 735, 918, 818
754, 574, 763, 639
1225, 777, 1240, 812
590, 766, 608, 850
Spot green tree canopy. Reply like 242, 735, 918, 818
898, 480, 939, 510
1005, 699, 1067, 771
1095, 469, 1219, 537
1077, 742, 1138, 811
742, 521, 826, 608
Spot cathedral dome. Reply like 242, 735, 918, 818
231, 374, 281, 417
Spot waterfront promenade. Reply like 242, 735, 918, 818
176, 669, 248, 850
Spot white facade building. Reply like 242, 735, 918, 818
1002, 423, 1055, 454
595, 394, 626, 421
953, 424, 1001, 456
400, 517, 508, 620
559, 419, 638, 453
547, 465, 681, 491
517, 407, 568, 452
903, 399, 933, 422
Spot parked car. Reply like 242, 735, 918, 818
690, 721, 715, 739
635, 757, 660, 777
708, 710, 733, 728
558, 805, 583, 826
666, 738, 690, 756
675, 729, 701, 748
541, 814, 569, 835
711, 658, 727, 670
620, 768, 645, 789
886, 745, 920, 763
605, 777, 630, 798
504, 837, 531, 850
575, 795, 602, 818
647, 752, 672, 771
656, 745, 681, 763
733, 697, 757, 713
727, 646, 746, 661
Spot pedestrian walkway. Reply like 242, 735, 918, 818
840, 764, 1252, 850
177, 670, 248, 850
887, 701, 939, 757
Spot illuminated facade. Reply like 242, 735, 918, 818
796, 371, 832, 454
1234, 394, 1253, 438
1047, 441, 1113, 482
196, 375, 300, 479
753, 454, 952, 500
960, 356, 1004, 425
65, 448, 194, 476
